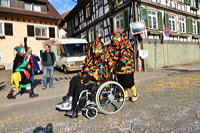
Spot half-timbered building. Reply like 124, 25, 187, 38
65, 0, 200, 70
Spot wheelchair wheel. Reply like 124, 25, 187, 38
85, 106, 98, 119
96, 81, 125, 115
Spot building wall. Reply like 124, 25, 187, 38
144, 43, 200, 69
0, 16, 58, 70
66, 0, 200, 70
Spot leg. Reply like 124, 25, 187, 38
130, 86, 138, 102
49, 66, 54, 87
129, 73, 138, 102
56, 75, 81, 111
29, 69, 35, 89
43, 66, 48, 88
7, 88, 16, 99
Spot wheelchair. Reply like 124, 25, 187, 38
72, 78, 125, 119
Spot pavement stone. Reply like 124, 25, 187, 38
0, 62, 200, 132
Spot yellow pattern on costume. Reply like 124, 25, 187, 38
10, 72, 21, 93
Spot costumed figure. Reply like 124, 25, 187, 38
56, 37, 113, 116
7, 46, 39, 99
111, 28, 138, 102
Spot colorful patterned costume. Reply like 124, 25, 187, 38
111, 28, 138, 102
7, 46, 38, 99
79, 38, 113, 85
111, 29, 135, 74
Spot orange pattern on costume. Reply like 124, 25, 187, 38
111, 30, 135, 74
79, 38, 114, 85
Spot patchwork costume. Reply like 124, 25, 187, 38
7, 46, 39, 99
56, 38, 113, 115
111, 29, 138, 101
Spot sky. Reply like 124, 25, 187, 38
49, 0, 77, 15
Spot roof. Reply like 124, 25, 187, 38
61, 11, 71, 19
0, 1, 62, 20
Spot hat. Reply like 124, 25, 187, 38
15, 46, 24, 53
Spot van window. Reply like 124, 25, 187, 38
57, 43, 87, 57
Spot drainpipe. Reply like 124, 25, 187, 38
137, 0, 145, 71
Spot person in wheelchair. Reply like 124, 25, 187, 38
56, 37, 114, 116
111, 28, 138, 102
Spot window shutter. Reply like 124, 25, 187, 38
185, 0, 191, 5
86, 31, 89, 42
198, 21, 200, 35
186, 18, 192, 34
196, 0, 199, 8
158, 11, 163, 30
108, 0, 114, 12
110, 17, 114, 34
94, 27, 96, 39
90, 1, 93, 18
83, 7, 86, 19
164, 12, 169, 29
123, 9, 129, 31
78, 14, 80, 25
189, 18, 192, 34
49, 27, 55, 38
5, 23, 13, 36
27, 25, 34, 37
141, 8, 148, 28
115, 0, 119, 7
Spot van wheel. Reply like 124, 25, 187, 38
63, 66, 68, 74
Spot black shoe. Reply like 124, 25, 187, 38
65, 109, 82, 118
30, 93, 39, 98
7, 94, 16, 99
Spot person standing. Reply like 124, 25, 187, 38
7, 46, 39, 99
41, 44, 56, 89
25, 47, 40, 89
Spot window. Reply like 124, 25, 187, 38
192, 20, 197, 34
0, 0, 10, 7
96, 23, 104, 37
115, 12, 124, 31
89, 28, 94, 42
0, 22, 13, 36
24, 3, 32, 10
179, 18, 186, 33
148, 10, 157, 29
86, 3, 90, 18
33, 4, 41, 12
75, 15, 79, 27
35, 26, 48, 38
98, 0, 103, 6
4, 23, 13, 35
169, 15, 176, 32
0, 22, 4, 36
191, 0, 196, 7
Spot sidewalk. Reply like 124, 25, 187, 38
0, 62, 199, 108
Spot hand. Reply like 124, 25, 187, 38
37, 70, 40, 73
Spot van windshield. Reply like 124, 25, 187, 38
57, 43, 87, 57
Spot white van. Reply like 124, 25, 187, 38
43, 38, 88, 73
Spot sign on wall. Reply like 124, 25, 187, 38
163, 28, 170, 37
130, 21, 146, 35
139, 50, 148, 59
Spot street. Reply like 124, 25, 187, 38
0, 63, 200, 133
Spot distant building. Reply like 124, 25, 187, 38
0, 0, 61, 69
65, 0, 200, 70
59, 11, 70, 38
